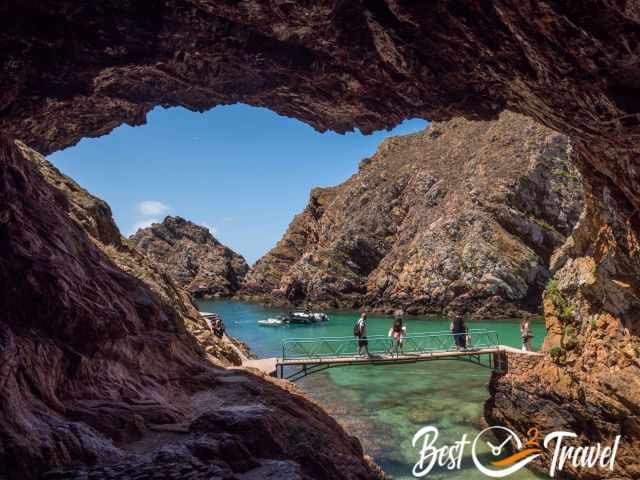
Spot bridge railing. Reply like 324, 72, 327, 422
281, 329, 500, 360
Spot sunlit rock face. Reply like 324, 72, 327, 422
131, 216, 249, 298
242, 112, 583, 318
486, 158, 640, 479
2, 1, 640, 478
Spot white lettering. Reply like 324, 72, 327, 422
412, 426, 439, 477
582, 444, 601, 467
543, 431, 621, 477
454, 435, 470, 470
605, 436, 621, 470
412, 427, 471, 476
544, 431, 577, 477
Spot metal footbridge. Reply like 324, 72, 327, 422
242, 329, 516, 381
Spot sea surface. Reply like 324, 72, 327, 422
198, 299, 545, 480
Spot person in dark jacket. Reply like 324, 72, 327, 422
449, 313, 467, 350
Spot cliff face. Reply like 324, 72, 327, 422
485, 159, 640, 479
24, 143, 199, 320
0, 138, 382, 480
3, 2, 640, 478
131, 216, 249, 298
243, 112, 583, 317
17, 142, 245, 366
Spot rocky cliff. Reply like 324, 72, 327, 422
242, 112, 583, 317
0, 138, 382, 480
485, 161, 640, 479
3, 2, 640, 478
131, 216, 249, 298
17, 142, 247, 366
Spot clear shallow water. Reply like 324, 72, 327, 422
198, 299, 545, 480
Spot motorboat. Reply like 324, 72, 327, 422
288, 311, 329, 324
257, 311, 329, 327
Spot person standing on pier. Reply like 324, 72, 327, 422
520, 317, 534, 351
213, 315, 225, 339
354, 311, 370, 356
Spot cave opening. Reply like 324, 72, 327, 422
43, 101, 575, 321
47, 103, 428, 265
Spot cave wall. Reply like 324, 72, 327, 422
2, 1, 640, 478
0, 134, 202, 476
1, 2, 639, 158
14, 140, 247, 365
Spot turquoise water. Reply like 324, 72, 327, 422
199, 300, 545, 479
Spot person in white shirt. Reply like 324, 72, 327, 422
520, 318, 534, 351
388, 310, 406, 355
354, 312, 369, 356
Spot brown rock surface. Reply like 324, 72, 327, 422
485, 160, 640, 479
0, 137, 382, 480
131, 216, 249, 298
242, 112, 583, 317
16, 141, 245, 367
3, 2, 640, 478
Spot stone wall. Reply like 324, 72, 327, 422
494, 349, 544, 377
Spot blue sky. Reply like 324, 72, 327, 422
49, 104, 427, 264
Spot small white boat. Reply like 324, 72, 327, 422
257, 317, 285, 327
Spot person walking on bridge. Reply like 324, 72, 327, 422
354, 311, 369, 356
388, 310, 406, 355
449, 313, 467, 350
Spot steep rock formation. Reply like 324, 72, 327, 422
485, 161, 640, 479
0, 138, 382, 480
131, 216, 249, 298
243, 112, 583, 317
242, 186, 339, 298
17, 141, 245, 366
3, 2, 640, 478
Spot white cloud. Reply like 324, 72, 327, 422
137, 200, 171, 216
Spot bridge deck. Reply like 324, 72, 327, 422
279, 345, 503, 366
240, 345, 540, 378
233, 327, 542, 380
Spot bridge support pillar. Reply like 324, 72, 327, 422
492, 351, 505, 372
492, 349, 543, 376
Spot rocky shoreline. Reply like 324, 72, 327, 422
236, 294, 546, 320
